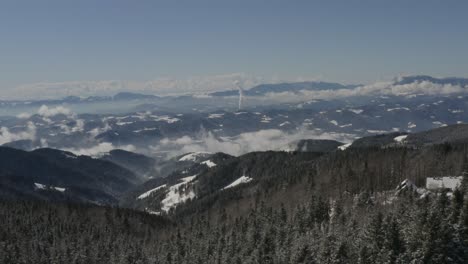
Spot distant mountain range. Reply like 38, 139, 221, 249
1, 75, 467, 108
210, 81, 361, 96
395, 75, 468, 86
2, 123, 466, 213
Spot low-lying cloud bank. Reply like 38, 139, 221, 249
261, 80, 468, 104
4, 74, 467, 102
18, 105, 75, 120
0, 122, 37, 145
4, 73, 276, 100
63, 142, 136, 157
151, 128, 355, 157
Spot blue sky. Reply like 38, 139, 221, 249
1, 0, 467, 92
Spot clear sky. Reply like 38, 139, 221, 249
1, 0, 468, 92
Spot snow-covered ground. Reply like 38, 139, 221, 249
152, 115, 180, 123
349, 109, 363, 114
208, 113, 224, 119
223, 176, 253, 190
201, 160, 217, 168
161, 175, 197, 212
338, 143, 351, 150
34, 183, 66, 192
137, 184, 167, 200
179, 152, 212, 162
394, 135, 408, 142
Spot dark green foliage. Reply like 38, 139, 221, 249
2, 143, 468, 263
2, 186, 468, 263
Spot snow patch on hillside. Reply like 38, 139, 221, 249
34, 183, 46, 190
179, 152, 211, 162
432, 121, 447, 127
223, 176, 253, 190
34, 183, 66, 192
349, 109, 363, 114
394, 135, 408, 142
161, 175, 197, 212
387, 107, 410, 112
152, 115, 180, 124
201, 160, 216, 168
338, 143, 351, 150
137, 184, 167, 200
208, 113, 224, 119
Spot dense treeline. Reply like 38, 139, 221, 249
171, 144, 468, 220
2, 178, 468, 263
0, 200, 171, 264
152, 178, 468, 263
2, 144, 468, 263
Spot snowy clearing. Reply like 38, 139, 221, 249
161, 175, 197, 212
223, 176, 253, 190
201, 160, 216, 168
179, 152, 211, 162
137, 184, 167, 200
338, 143, 351, 150
394, 135, 408, 142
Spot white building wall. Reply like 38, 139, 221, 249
426, 176, 463, 190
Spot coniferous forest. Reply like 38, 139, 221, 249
2, 1, 468, 263
1, 173, 468, 263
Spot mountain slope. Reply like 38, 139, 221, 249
0, 147, 139, 204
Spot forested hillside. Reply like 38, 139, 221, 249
1, 176, 468, 263
2, 126, 468, 263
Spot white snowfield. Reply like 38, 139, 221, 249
223, 176, 253, 190
349, 109, 363, 114
408, 122, 417, 128
426, 176, 463, 191
179, 152, 211, 162
208, 113, 224, 119
394, 135, 408, 142
34, 183, 46, 190
34, 183, 66, 192
387, 107, 410, 112
137, 184, 167, 200
152, 115, 180, 124
133, 127, 158, 133
432, 121, 447, 127
338, 143, 351, 151
161, 175, 197, 212
201, 160, 217, 168
144, 208, 161, 215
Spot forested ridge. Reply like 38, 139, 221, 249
2, 178, 468, 263
1, 143, 468, 263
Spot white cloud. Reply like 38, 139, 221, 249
38, 105, 73, 117
88, 122, 111, 137
4, 73, 284, 100
259, 80, 467, 103
17, 112, 31, 119
63, 142, 136, 157
152, 128, 354, 157
0, 121, 36, 145
59, 119, 85, 135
